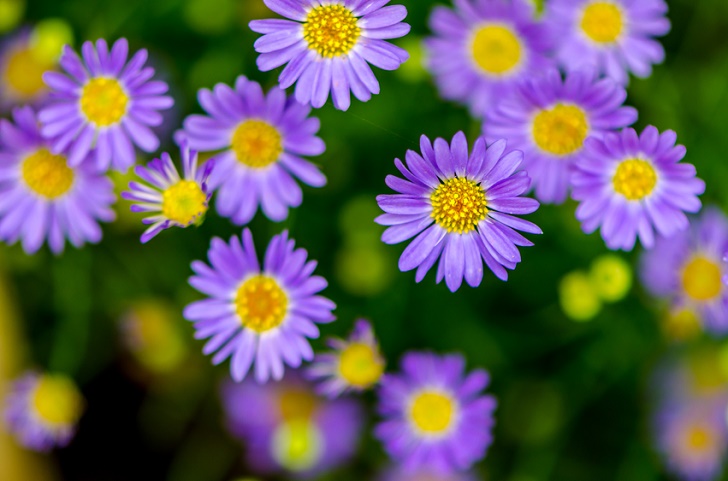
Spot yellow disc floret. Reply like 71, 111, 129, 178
279, 388, 318, 422
22, 148, 74, 199
581, 2, 624, 44
235, 275, 288, 333
80, 77, 129, 126
612, 158, 657, 201
682, 256, 722, 302
532, 104, 589, 156
303, 4, 361, 58
231, 120, 284, 168
32, 374, 84, 426
410, 391, 456, 435
271, 420, 324, 472
4, 47, 51, 97
430, 177, 488, 234
682, 425, 714, 456
471, 24, 522, 76
162, 180, 207, 225
338, 342, 384, 389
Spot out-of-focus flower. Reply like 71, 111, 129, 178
589, 254, 632, 302
180, 76, 326, 225
425, 0, 552, 118
39, 38, 173, 172
641, 208, 727, 334
222, 372, 363, 476
485, 68, 637, 204
379, 466, 479, 481
4, 371, 84, 451
249, 0, 410, 111
0, 106, 115, 254
184, 229, 336, 383
559, 270, 602, 321
122, 143, 213, 243
661, 305, 702, 343
375, 351, 496, 473
308, 319, 385, 398
0, 0, 24, 34
548, 0, 670, 85
376, 132, 541, 291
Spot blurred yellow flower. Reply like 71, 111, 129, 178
589, 254, 632, 302
559, 271, 602, 321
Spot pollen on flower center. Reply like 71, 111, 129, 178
532, 103, 589, 156
682, 256, 722, 302
235, 275, 288, 333
612, 158, 657, 201
471, 24, 522, 76
430, 177, 488, 234
161, 180, 207, 225
303, 4, 361, 58
231, 119, 283, 168
32, 375, 83, 426
410, 391, 455, 434
5, 47, 50, 96
80, 77, 129, 126
581, 2, 624, 44
22, 148, 74, 199
338, 343, 384, 388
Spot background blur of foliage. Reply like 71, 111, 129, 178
2, 0, 728, 479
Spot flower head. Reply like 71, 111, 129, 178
39, 38, 173, 172
572, 126, 705, 251
485, 68, 638, 204
249, 0, 410, 111
0, 29, 56, 108
376, 132, 541, 291
184, 229, 336, 383
375, 352, 497, 473
0, 106, 115, 254
4, 371, 85, 451
122, 143, 213, 243
425, 0, 553, 118
308, 319, 385, 398
180, 76, 326, 225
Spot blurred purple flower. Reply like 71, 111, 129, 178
0, 29, 54, 109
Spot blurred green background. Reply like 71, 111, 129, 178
2, 0, 728, 479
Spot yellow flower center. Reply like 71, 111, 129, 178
663, 308, 701, 342
161, 180, 207, 225
4, 47, 51, 97
410, 391, 455, 435
471, 24, 522, 76
32, 375, 84, 426
235, 275, 288, 333
430, 177, 488, 234
231, 120, 284, 168
684, 425, 713, 454
303, 4, 361, 58
532, 104, 589, 156
80, 77, 129, 127
279, 388, 318, 422
682, 256, 722, 302
581, 2, 624, 44
612, 159, 657, 201
22, 148, 74, 199
271, 420, 324, 472
338, 342, 384, 389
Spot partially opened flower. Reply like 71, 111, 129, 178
376, 132, 541, 291
375, 352, 497, 473
0, 106, 115, 254
547, 0, 670, 84
485, 68, 637, 204
39, 38, 173, 172
180, 76, 326, 225
572, 126, 704, 251
122, 144, 213, 243
184, 229, 336, 383
0, 29, 56, 108
249, 0, 410, 111
425, 0, 553, 118
4, 371, 85, 452
308, 319, 385, 398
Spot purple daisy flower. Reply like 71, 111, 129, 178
249, 0, 410, 111
180, 76, 326, 225
484, 68, 638, 204
0, 29, 56, 109
548, 0, 670, 85
183, 229, 336, 383
424, 0, 553, 118
572, 126, 705, 251
121, 143, 214, 243
375, 131, 541, 292
4, 371, 85, 452
38, 38, 173, 172
375, 351, 497, 473
640, 208, 728, 334
222, 372, 363, 476
307, 319, 385, 398
0, 106, 115, 254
